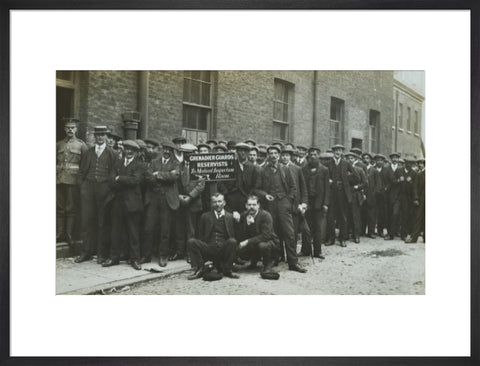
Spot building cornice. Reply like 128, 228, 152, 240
393, 79, 425, 103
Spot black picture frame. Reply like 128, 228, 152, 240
1, 1, 478, 365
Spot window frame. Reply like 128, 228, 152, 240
272, 78, 294, 142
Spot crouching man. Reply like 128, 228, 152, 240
186, 193, 239, 280
237, 195, 280, 278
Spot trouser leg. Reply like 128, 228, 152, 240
159, 195, 173, 257
127, 211, 141, 261
142, 199, 159, 260
277, 198, 297, 266
56, 184, 66, 241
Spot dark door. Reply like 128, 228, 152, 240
56, 86, 74, 141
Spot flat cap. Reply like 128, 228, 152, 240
213, 145, 228, 152
135, 139, 147, 150
296, 145, 308, 151
350, 148, 362, 155
281, 145, 295, 154
267, 145, 281, 153
374, 154, 386, 160
108, 133, 123, 141
180, 143, 198, 152
144, 138, 160, 147
249, 146, 259, 153
235, 142, 251, 150
196, 143, 211, 151
361, 152, 373, 159
94, 125, 109, 134
344, 152, 358, 158
161, 141, 178, 150
172, 136, 187, 144
331, 144, 345, 151
308, 146, 321, 153
218, 140, 227, 146
244, 139, 256, 146
206, 139, 218, 145
389, 152, 401, 158
319, 152, 334, 159
417, 157, 425, 163
122, 140, 140, 150
227, 140, 237, 149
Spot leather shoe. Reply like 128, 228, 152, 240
131, 260, 142, 270
288, 264, 307, 273
340, 241, 347, 247
313, 254, 325, 259
188, 266, 205, 280
102, 259, 119, 267
139, 256, 151, 264
354, 237, 360, 244
405, 238, 417, 244
74, 254, 91, 263
223, 271, 240, 279
97, 257, 106, 264
246, 262, 258, 270
159, 256, 167, 267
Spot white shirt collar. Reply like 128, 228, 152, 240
124, 157, 134, 166
214, 209, 225, 219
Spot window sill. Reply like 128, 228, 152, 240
407, 131, 412, 135
414, 133, 420, 137
398, 128, 404, 132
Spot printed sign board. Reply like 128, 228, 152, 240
188, 153, 236, 181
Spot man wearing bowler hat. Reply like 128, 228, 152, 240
56, 118, 87, 245
75, 125, 117, 263
103, 140, 144, 270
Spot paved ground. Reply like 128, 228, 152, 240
104, 237, 425, 295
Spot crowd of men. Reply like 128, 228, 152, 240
56, 118, 425, 280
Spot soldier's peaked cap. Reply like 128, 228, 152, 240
62, 117, 79, 127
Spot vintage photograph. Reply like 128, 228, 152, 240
55, 70, 426, 295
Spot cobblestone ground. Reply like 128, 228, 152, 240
109, 237, 425, 295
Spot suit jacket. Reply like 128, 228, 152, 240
237, 209, 280, 246
108, 157, 144, 212
254, 163, 297, 202
302, 161, 330, 210
285, 162, 308, 207
384, 164, 403, 203
352, 165, 368, 206
79, 145, 117, 184
366, 167, 386, 206
144, 157, 180, 210
327, 158, 359, 203
218, 160, 257, 201
400, 168, 418, 202
198, 210, 236, 244
178, 162, 205, 213
413, 169, 425, 204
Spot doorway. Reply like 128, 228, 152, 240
56, 86, 74, 141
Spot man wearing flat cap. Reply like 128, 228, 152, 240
399, 157, 419, 241
102, 140, 144, 270
325, 144, 359, 247
254, 145, 306, 273
218, 142, 258, 214
75, 125, 117, 263
345, 152, 368, 243
365, 154, 389, 238
172, 143, 205, 262
142, 141, 180, 266
384, 152, 402, 240
56, 118, 88, 246
406, 158, 425, 243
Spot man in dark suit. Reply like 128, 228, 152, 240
102, 140, 144, 270
254, 145, 306, 273
406, 158, 425, 243
237, 195, 280, 275
186, 193, 239, 279
75, 126, 117, 264
326, 144, 359, 247
384, 152, 402, 240
345, 152, 368, 243
218, 142, 258, 214
280, 145, 308, 249
400, 158, 419, 241
142, 141, 180, 266
367, 154, 389, 238
302, 149, 330, 257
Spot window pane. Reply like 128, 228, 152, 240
274, 101, 283, 121
201, 83, 210, 106
183, 78, 191, 101
280, 124, 287, 141
274, 82, 285, 101
198, 109, 209, 130
183, 106, 197, 129
191, 80, 201, 104
282, 103, 289, 122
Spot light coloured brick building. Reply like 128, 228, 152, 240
56, 70, 424, 156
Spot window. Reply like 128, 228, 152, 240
273, 79, 294, 142
329, 97, 345, 146
182, 71, 212, 144
414, 110, 419, 133
351, 138, 363, 150
407, 107, 411, 131
369, 109, 380, 153
398, 103, 403, 129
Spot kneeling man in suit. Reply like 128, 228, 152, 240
186, 193, 239, 279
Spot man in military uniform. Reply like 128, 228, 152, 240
75, 126, 117, 263
56, 118, 88, 245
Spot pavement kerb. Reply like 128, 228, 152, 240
59, 263, 191, 295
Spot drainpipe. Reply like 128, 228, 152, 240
138, 71, 149, 138
312, 71, 318, 146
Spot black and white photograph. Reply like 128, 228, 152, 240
55, 70, 426, 295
